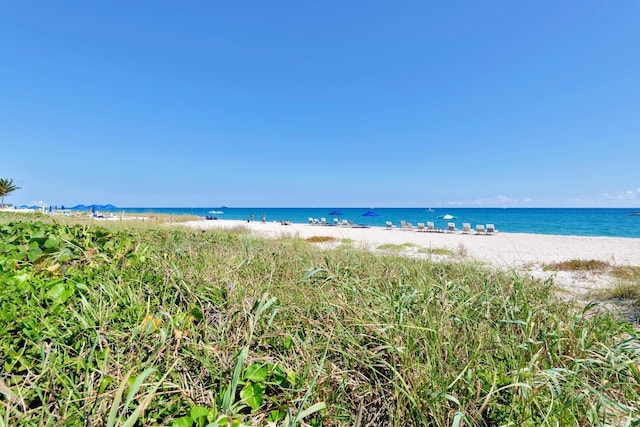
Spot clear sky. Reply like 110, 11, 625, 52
2, 1, 639, 208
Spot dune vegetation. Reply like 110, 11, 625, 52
1, 212, 639, 426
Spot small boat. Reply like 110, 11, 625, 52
436, 214, 457, 220
627, 212, 640, 216
209, 210, 224, 214
427, 208, 435, 212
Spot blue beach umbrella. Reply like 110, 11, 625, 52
362, 210, 379, 226
329, 210, 344, 225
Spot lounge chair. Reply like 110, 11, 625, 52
320, 218, 327, 225
386, 221, 394, 229
341, 219, 349, 226
347, 219, 368, 228
406, 222, 414, 231
400, 220, 407, 230
447, 222, 457, 233
334, 218, 340, 225
486, 224, 497, 234
417, 222, 426, 232
475, 224, 486, 235
462, 223, 472, 234
426, 221, 436, 232
308, 217, 314, 224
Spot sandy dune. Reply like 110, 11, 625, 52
181, 219, 640, 300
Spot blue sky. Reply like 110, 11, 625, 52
2, 1, 639, 208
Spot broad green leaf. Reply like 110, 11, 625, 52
243, 363, 268, 382
190, 406, 209, 424
47, 282, 67, 301
27, 246, 43, 262
171, 417, 193, 427
44, 237, 59, 249
240, 381, 265, 411
268, 410, 286, 422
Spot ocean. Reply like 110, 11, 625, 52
98, 207, 640, 238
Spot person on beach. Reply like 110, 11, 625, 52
261, 213, 266, 223
250, 213, 254, 222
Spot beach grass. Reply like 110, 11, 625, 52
1, 213, 639, 426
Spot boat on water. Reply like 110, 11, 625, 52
209, 210, 224, 214
436, 214, 457, 220
628, 212, 640, 216
427, 208, 435, 212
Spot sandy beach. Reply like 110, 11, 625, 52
181, 219, 640, 299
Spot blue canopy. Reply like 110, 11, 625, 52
362, 211, 379, 217
329, 210, 344, 215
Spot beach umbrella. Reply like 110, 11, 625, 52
361, 210, 379, 226
328, 210, 344, 225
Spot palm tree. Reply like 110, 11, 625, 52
0, 178, 21, 207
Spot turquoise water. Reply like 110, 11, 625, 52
96, 207, 640, 238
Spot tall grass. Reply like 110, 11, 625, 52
1, 213, 639, 426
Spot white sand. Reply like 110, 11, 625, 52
180, 219, 640, 298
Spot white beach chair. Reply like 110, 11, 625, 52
486, 224, 497, 234
426, 221, 436, 232
400, 220, 407, 230
417, 222, 426, 232
320, 218, 327, 225
462, 223, 472, 234
475, 224, 486, 235
447, 222, 457, 233
334, 218, 340, 225
386, 221, 394, 229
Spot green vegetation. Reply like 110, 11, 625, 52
1, 214, 639, 426
0, 178, 21, 207
377, 243, 456, 257
377, 242, 419, 251
543, 259, 611, 272
544, 260, 640, 303
305, 236, 340, 244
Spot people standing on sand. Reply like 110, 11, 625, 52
250, 213, 254, 222
261, 213, 266, 223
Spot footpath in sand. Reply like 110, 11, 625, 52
181, 219, 640, 319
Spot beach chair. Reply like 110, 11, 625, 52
386, 221, 394, 229
308, 217, 314, 224
320, 218, 327, 225
406, 222, 414, 231
462, 223, 472, 234
417, 222, 426, 232
313, 218, 320, 224
475, 224, 486, 235
334, 218, 340, 225
400, 220, 407, 230
341, 219, 349, 227
447, 222, 457, 233
426, 221, 436, 232
486, 224, 497, 234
